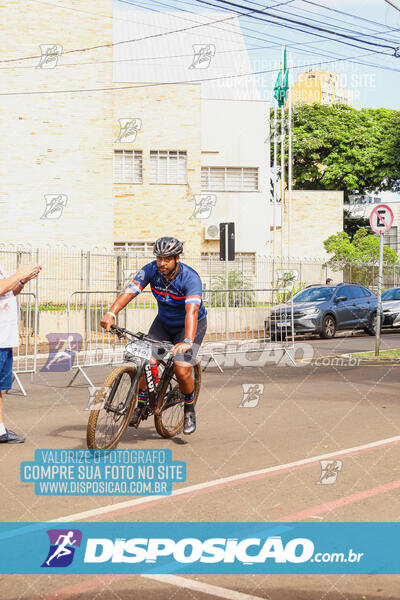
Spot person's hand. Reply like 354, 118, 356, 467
100, 313, 115, 332
171, 342, 192, 356
16, 264, 42, 282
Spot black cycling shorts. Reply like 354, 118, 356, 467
148, 316, 207, 365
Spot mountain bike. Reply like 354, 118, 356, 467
86, 324, 201, 449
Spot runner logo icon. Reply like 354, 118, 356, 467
41, 529, 82, 568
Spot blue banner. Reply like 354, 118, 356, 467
20, 449, 186, 496
0, 522, 398, 574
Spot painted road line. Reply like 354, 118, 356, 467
33, 575, 127, 600
143, 574, 266, 600
33, 573, 266, 600
276, 480, 400, 522
52, 435, 400, 522
32, 481, 400, 600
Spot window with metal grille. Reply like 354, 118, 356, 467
201, 167, 259, 191
200, 252, 256, 276
383, 226, 398, 251
114, 242, 154, 254
114, 150, 142, 183
150, 151, 187, 184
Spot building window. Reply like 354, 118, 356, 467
200, 252, 256, 280
114, 242, 155, 254
201, 167, 259, 191
150, 150, 187, 184
383, 226, 398, 251
114, 150, 142, 183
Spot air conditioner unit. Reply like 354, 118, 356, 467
204, 224, 220, 240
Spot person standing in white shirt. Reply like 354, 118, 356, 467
0, 263, 42, 443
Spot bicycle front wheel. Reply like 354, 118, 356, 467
154, 361, 201, 438
87, 364, 138, 449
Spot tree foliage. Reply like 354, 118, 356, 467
271, 103, 400, 199
343, 212, 370, 241
323, 228, 398, 286
211, 270, 254, 307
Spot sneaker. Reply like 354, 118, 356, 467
129, 403, 147, 427
183, 407, 196, 435
0, 429, 25, 443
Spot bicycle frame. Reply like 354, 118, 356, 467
109, 325, 177, 419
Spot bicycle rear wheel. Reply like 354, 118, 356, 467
87, 364, 138, 449
154, 361, 201, 438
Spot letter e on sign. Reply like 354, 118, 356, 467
369, 204, 394, 234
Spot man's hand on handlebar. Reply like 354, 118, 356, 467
100, 313, 115, 332
171, 342, 192, 356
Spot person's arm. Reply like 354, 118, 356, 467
0, 264, 41, 296
100, 291, 137, 332
100, 265, 150, 331
171, 304, 199, 356
184, 303, 199, 341
171, 275, 203, 355
0, 273, 22, 295
12, 280, 25, 296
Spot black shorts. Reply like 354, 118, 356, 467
148, 316, 207, 365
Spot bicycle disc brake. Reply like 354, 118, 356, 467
164, 384, 183, 410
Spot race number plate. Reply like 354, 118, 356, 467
125, 341, 152, 360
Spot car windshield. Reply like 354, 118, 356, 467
292, 287, 334, 303
382, 288, 400, 301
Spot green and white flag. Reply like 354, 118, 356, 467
273, 47, 289, 107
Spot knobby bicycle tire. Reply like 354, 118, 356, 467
87, 364, 138, 449
154, 361, 202, 438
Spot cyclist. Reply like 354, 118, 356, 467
100, 237, 207, 435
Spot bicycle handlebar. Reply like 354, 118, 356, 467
109, 324, 174, 351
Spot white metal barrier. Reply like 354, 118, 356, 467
199, 287, 295, 370
67, 290, 129, 387
66, 288, 296, 383
13, 292, 38, 395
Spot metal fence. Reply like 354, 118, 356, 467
3, 245, 400, 387
0, 245, 342, 306
13, 292, 38, 395
64, 287, 296, 383
3, 246, 400, 309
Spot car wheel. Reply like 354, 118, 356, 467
320, 315, 336, 339
270, 331, 287, 342
364, 313, 379, 336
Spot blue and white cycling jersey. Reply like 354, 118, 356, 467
127, 260, 207, 328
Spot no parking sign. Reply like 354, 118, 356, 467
368, 204, 394, 356
369, 204, 394, 234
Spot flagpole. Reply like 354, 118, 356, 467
273, 102, 277, 282
280, 45, 285, 264
288, 52, 293, 261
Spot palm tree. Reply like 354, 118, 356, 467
208, 270, 254, 307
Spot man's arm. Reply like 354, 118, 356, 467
100, 291, 137, 332
171, 303, 199, 356
184, 303, 199, 341
100, 264, 151, 332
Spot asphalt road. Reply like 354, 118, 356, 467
1, 331, 400, 599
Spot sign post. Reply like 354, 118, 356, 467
220, 223, 235, 338
369, 204, 394, 356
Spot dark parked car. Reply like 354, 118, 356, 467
382, 287, 400, 328
268, 283, 380, 340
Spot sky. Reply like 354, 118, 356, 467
115, 0, 400, 109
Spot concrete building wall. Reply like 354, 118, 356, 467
283, 190, 344, 259
200, 99, 270, 255
291, 70, 353, 106
0, 0, 114, 249
113, 84, 203, 255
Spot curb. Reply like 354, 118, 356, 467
340, 352, 400, 365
